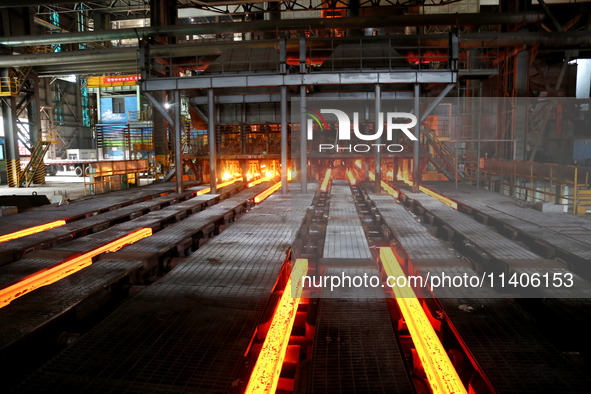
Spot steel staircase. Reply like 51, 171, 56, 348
20, 130, 57, 187
422, 127, 467, 182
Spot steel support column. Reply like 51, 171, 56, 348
208, 89, 217, 193
143, 92, 170, 175
173, 90, 183, 194
1, 97, 21, 187
281, 85, 287, 194
413, 84, 420, 193
300, 85, 307, 193
375, 84, 381, 193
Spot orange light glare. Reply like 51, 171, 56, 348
196, 177, 242, 196
254, 182, 281, 204
380, 248, 466, 394
354, 159, 362, 169
346, 169, 357, 186
401, 178, 413, 187
245, 258, 308, 394
0, 220, 67, 244
386, 170, 394, 181
248, 175, 273, 188
320, 169, 331, 192
196, 187, 211, 196
381, 182, 399, 199
0, 227, 152, 309
218, 176, 242, 189
369, 172, 400, 198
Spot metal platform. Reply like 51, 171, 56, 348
425, 182, 591, 263
308, 268, 413, 394
0, 181, 198, 237
323, 184, 372, 260
0, 189, 198, 265
394, 184, 591, 297
13, 192, 313, 393
0, 182, 273, 356
0, 193, 219, 289
370, 193, 459, 262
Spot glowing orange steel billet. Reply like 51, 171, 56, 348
254, 182, 281, 204
381, 182, 399, 199
369, 172, 399, 199
419, 186, 458, 210
0, 228, 152, 309
218, 176, 242, 189
320, 169, 331, 192
196, 187, 211, 196
248, 176, 273, 188
380, 248, 467, 394
245, 259, 308, 394
0, 220, 67, 244
196, 177, 242, 196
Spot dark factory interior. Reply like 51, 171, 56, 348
0, 0, 591, 393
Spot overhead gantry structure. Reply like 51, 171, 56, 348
0, 1, 590, 191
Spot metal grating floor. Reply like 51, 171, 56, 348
14, 192, 313, 393
370, 193, 458, 261
0, 194, 219, 289
308, 268, 412, 394
0, 181, 194, 237
425, 182, 591, 260
439, 297, 591, 393
323, 184, 372, 260
0, 183, 272, 353
401, 189, 540, 261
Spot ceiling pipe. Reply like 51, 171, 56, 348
3, 30, 591, 69
0, 12, 544, 47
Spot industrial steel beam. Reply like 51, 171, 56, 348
143, 92, 174, 125
281, 85, 287, 195
208, 89, 217, 193
174, 90, 183, 194
375, 84, 382, 193
419, 83, 455, 123
300, 85, 307, 193
190, 94, 280, 105
141, 71, 457, 91
413, 84, 420, 193
0, 13, 544, 47
189, 91, 415, 105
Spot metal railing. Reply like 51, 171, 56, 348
147, 36, 497, 78
467, 159, 591, 213
83, 159, 149, 196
